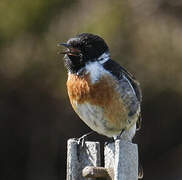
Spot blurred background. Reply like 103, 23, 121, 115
0, 0, 182, 180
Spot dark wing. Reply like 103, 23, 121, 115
103, 59, 142, 130
103, 59, 142, 103
119, 66, 142, 103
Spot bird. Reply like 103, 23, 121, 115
60, 33, 142, 142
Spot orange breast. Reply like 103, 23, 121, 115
66, 73, 128, 129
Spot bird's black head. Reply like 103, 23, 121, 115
60, 33, 109, 74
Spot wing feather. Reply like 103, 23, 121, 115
103, 59, 142, 129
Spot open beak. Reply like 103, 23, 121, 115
58, 43, 81, 56
58, 43, 71, 48
57, 43, 71, 54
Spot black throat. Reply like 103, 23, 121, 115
64, 54, 85, 74
62, 33, 109, 74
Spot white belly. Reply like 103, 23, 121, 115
73, 101, 122, 137
72, 100, 137, 140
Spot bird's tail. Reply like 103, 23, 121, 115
136, 113, 142, 131
138, 162, 144, 179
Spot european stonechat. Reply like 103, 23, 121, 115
60, 33, 142, 141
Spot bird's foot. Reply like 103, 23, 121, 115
77, 131, 94, 147
105, 138, 115, 146
115, 129, 125, 140
138, 162, 144, 179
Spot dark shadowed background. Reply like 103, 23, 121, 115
0, 0, 182, 180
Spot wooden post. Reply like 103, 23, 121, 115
105, 140, 138, 180
115, 140, 138, 180
104, 142, 115, 179
66, 138, 100, 180
67, 139, 139, 180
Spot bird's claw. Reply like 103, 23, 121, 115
77, 131, 94, 148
